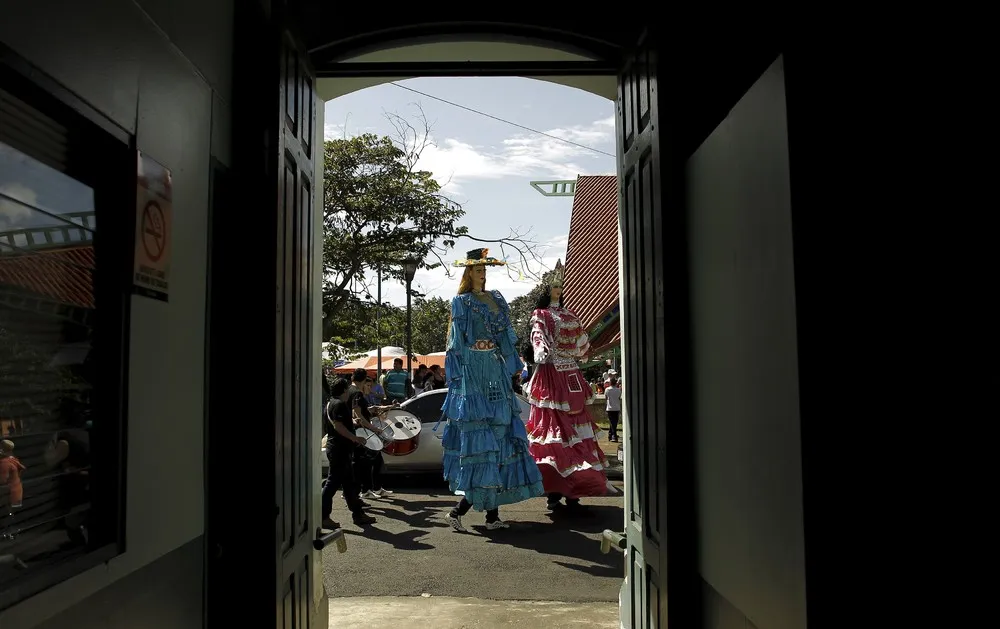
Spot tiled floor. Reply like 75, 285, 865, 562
329, 596, 620, 629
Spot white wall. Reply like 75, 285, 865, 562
0, 0, 233, 626
687, 57, 808, 629
315, 40, 615, 101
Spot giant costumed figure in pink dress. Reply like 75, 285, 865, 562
525, 260, 610, 510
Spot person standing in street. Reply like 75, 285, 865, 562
321, 378, 376, 529
348, 368, 396, 500
605, 378, 622, 442
383, 358, 412, 404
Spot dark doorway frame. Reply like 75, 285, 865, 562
212, 14, 831, 629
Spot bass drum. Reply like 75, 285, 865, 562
356, 428, 387, 452
381, 409, 423, 457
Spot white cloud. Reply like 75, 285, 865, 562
415, 116, 615, 194
324, 119, 377, 141
0, 182, 37, 229
322, 114, 611, 308
324, 122, 346, 140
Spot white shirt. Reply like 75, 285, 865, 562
605, 386, 621, 411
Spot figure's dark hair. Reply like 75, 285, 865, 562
534, 292, 551, 311
520, 341, 535, 366
330, 378, 350, 398
534, 284, 565, 311
352, 368, 368, 382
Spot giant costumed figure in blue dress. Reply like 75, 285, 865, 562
441, 249, 544, 532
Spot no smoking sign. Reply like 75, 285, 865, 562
133, 151, 172, 301
141, 200, 167, 262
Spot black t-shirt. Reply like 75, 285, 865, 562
325, 398, 355, 448
349, 390, 371, 422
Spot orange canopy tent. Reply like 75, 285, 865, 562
332, 353, 444, 375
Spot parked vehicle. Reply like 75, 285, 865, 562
321, 388, 531, 474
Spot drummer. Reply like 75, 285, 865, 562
321, 378, 375, 530
349, 369, 397, 499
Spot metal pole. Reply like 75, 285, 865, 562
376, 264, 382, 376
405, 277, 413, 379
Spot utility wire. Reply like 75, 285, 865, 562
389, 82, 615, 158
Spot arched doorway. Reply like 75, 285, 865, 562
210, 7, 786, 629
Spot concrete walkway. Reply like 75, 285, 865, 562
329, 596, 620, 628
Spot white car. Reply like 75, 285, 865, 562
321, 388, 532, 474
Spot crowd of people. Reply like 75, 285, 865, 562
320, 248, 617, 533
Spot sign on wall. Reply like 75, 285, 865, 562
133, 151, 172, 301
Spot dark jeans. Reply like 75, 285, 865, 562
322, 446, 364, 519
607, 410, 620, 439
451, 497, 499, 523
355, 450, 385, 492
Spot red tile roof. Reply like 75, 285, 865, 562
563, 175, 619, 332
0, 246, 95, 309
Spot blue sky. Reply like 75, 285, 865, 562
324, 77, 615, 306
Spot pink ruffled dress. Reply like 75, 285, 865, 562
525, 303, 609, 498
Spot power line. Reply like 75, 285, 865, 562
389, 82, 615, 158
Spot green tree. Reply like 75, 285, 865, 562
322, 133, 463, 320
507, 268, 557, 350
322, 109, 543, 327
321, 294, 450, 356
322, 296, 404, 353
410, 296, 450, 354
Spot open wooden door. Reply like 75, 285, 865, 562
207, 3, 326, 629
616, 31, 698, 629
274, 21, 324, 629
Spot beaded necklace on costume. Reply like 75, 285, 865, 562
472, 287, 499, 313
465, 288, 511, 340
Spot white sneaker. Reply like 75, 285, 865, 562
485, 520, 510, 530
362, 490, 378, 499
376, 488, 393, 497
447, 514, 467, 532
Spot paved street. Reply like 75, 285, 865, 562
322, 475, 626, 603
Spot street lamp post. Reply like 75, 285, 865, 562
402, 258, 419, 380
376, 264, 382, 376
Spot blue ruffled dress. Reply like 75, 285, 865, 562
441, 290, 545, 511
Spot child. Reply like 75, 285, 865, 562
1, 439, 25, 508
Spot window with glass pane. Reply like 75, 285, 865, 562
0, 140, 97, 583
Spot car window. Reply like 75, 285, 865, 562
402, 391, 445, 423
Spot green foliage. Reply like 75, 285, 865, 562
322, 295, 451, 356
322, 114, 545, 357
507, 268, 557, 348
409, 296, 450, 355
322, 134, 466, 321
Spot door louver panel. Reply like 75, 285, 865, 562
0, 87, 68, 172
